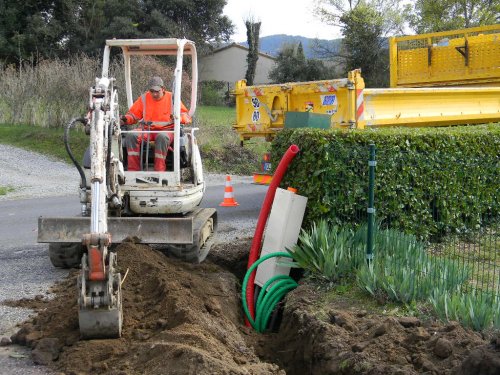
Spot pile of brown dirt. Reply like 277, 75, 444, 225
261, 286, 500, 375
8, 240, 282, 375
5, 238, 500, 374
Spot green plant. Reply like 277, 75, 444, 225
289, 220, 364, 281
429, 289, 500, 331
356, 228, 469, 304
293, 218, 499, 331
0, 186, 14, 195
431, 227, 500, 295
339, 360, 350, 370
199, 80, 227, 106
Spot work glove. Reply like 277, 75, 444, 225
120, 115, 127, 126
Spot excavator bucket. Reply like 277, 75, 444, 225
39, 209, 216, 338
79, 307, 122, 339
78, 252, 123, 339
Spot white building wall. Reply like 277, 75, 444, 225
198, 45, 275, 87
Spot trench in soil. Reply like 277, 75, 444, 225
7, 238, 289, 374
6, 238, 500, 375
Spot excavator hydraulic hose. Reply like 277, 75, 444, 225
64, 117, 88, 189
105, 119, 116, 198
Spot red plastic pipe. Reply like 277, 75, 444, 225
245, 144, 300, 325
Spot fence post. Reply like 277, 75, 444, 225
366, 144, 376, 264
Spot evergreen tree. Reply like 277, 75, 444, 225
268, 42, 329, 83
340, 3, 389, 87
0, 0, 234, 63
0, 1, 72, 63
244, 19, 261, 86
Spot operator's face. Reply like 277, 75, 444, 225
150, 88, 165, 101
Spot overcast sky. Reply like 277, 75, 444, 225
223, 0, 342, 42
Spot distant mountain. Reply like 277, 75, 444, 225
239, 34, 342, 59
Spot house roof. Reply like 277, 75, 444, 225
210, 42, 276, 60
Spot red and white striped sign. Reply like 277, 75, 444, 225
356, 89, 365, 121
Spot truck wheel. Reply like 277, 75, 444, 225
48, 243, 84, 268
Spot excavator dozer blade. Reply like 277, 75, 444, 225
38, 216, 194, 244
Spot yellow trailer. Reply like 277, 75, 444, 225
389, 24, 500, 87
233, 25, 500, 142
233, 69, 500, 141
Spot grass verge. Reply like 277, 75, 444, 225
0, 186, 14, 195
0, 123, 88, 164
195, 106, 270, 174
0, 106, 269, 175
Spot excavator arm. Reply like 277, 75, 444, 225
78, 77, 123, 338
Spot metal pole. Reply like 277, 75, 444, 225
145, 125, 151, 171
366, 144, 376, 264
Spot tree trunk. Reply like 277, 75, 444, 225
245, 21, 261, 86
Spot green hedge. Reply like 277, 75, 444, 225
271, 124, 500, 240
199, 80, 229, 106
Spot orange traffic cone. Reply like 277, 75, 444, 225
219, 175, 239, 207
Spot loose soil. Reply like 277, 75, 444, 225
4, 239, 500, 374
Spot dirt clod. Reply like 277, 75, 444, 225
398, 316, 421, 328
455, 346, 500, 375
32, 338, 62, 365
434, 337, 453, 358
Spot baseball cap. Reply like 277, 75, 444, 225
148, 76, 164, 91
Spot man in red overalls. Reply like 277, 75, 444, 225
120, 76, 191, 171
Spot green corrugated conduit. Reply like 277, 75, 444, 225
241, 252, 298, 333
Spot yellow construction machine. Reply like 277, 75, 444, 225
232, 24, 500, 142
37, 39, 217, 339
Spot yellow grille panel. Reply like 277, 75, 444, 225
390, 25, 500, 87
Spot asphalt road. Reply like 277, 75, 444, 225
0, 181, 267, 374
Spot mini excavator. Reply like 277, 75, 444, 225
37, 39, 217, 339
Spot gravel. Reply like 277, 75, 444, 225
0, 244, 66, 375
0, 143, 253, 201
0, 145, 79, 201
0, 143, 75, 374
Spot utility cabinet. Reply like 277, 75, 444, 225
255, 188, 308, 287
